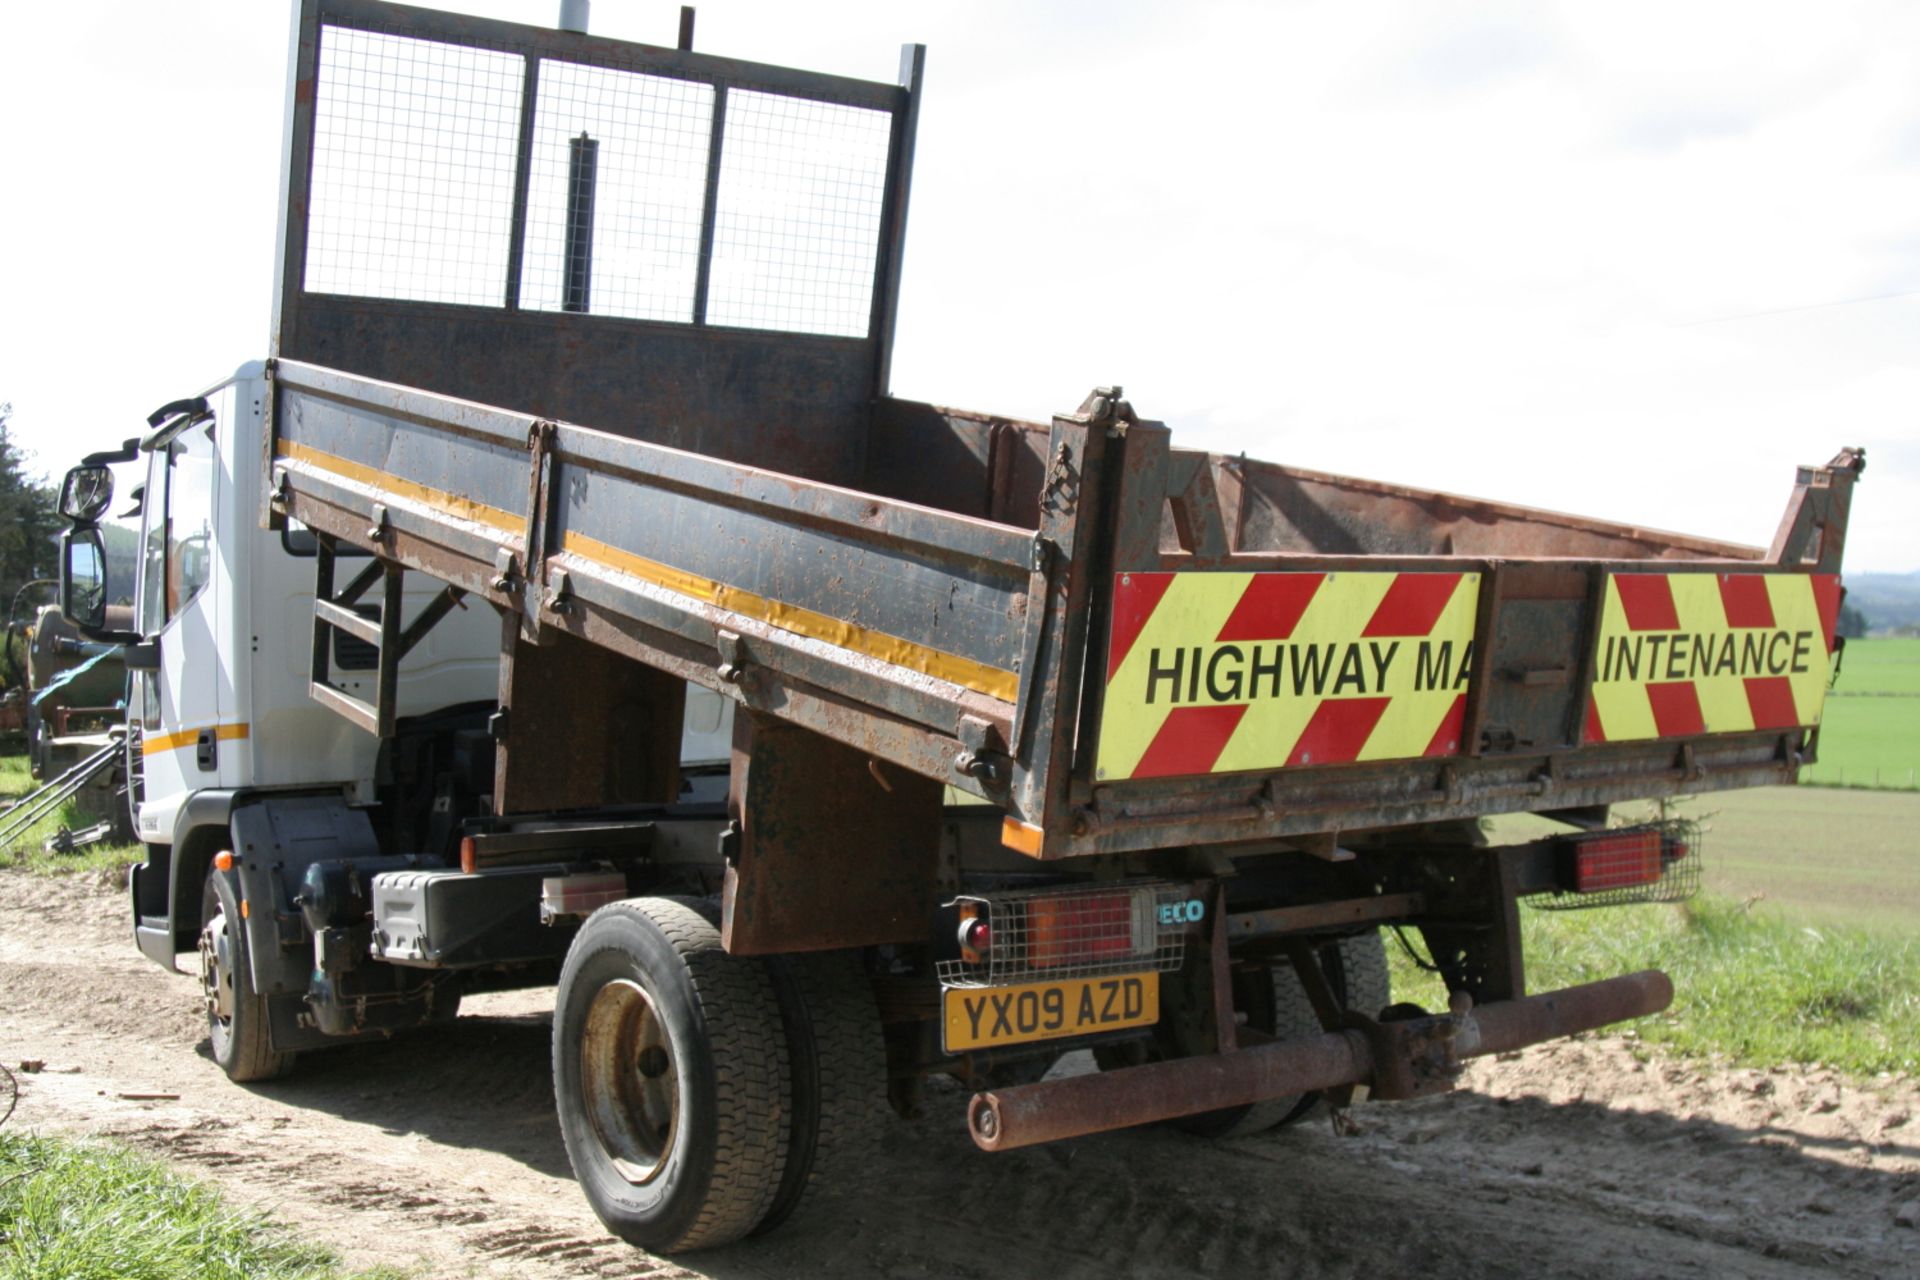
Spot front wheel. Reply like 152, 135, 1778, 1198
199, 866, 295, 1082
553, 898, 791, 1253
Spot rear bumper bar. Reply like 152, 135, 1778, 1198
967, 969, 1673, 1151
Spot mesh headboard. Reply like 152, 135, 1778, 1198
273, 0, 923, 485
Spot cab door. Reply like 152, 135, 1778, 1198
129, 412, 226, 843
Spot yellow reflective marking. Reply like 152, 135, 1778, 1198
276, 440, 522, 535
1589, 573, 1830, 741
143, 722, 250, 756
1097, 572, 1479, 780
1099, 571, 1251, 779
1212, 573, 1399, 773
278, 442, 1021, 703
558, 531, 1020, 703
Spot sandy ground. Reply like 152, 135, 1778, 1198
3, 867, 1918, 1280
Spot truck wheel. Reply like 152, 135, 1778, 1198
756, 950, 891, 1235
1100, 929, 1392, 1139
1335, 928, 1392, 1022
1170, 962, 1303, 1139
553, 898, 790, 1253
199, 868, 295, 1083
1249, 928, 1393, 1133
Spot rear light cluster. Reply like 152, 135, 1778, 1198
1543, 821, 1700, 910
940, 882, 1196, 988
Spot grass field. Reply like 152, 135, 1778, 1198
1388, 895, 1920, 1075
0, 753, 141, 877
1461, 784, 1920, 1074
1803, 635, 1920, 789
0, 1131, 401, 1280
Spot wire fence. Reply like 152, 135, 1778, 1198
1798, 763, 1920, 790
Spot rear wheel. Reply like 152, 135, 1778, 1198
756, 950, 891, 1235
553, 898, 790, 1253
1254, 930, 1391, 1130
1097, 929, 1391, 1138
199, 867, 295, 1083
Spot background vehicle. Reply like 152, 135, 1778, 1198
53, 0, 1862, 1253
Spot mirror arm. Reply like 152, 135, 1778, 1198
81, 438, 141, 467
145, 396, 208, 430
122, 639, 161, 672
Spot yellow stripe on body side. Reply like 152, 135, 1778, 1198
276, 440, 523, 535
143, 722, 250, 756
278, 441, 1022, 704
559, 531, 1021, 704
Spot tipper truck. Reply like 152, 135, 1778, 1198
54, 0, 1864, 1253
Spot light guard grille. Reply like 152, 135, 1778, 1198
938, 881, 1195, 989
1538, 820, 1702, 911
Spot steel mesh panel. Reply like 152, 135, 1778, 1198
706, 90, 893, 338
518, 61, 715, 322
938, 882, 1193, 989
1536, 820, 1703, 910
305, 27, 525, 306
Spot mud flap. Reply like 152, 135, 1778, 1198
229, 797, 384, 1000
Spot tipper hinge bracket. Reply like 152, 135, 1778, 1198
953, 715, 1009, 791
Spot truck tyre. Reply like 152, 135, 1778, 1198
199, 867, 296, 1083
1100, 929, 1392, 1139
756, 950, 891, 1235
1247, 929, 1393, 1133
553, 898, 791, 1253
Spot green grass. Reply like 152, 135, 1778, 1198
1805, 635, 1920, 789
1387, 896, 1920, 1076
0, 752, 141, 878
1834, 635, 1920, 693
0, 1131, 405, 1280
1470, 787, 1920, 1075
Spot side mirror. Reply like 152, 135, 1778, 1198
59, 465, 115, 523
60, 526, 110, 631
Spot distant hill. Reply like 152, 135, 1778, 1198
1847, 571, 1920, 633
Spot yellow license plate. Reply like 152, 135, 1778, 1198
942, 972, 1159, 1053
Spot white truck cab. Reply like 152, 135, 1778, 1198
60, 363, 738, 979
129, 364, 500, 845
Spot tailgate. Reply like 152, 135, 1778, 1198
1095, 567, 1842, 783
978, 408, 1861, 860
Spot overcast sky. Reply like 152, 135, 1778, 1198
2, 0, 1914, 571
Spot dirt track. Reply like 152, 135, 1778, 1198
4, 867, 1917, 1279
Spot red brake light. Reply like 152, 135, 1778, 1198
1572, 829, 1663, 893
958, 911, 992, 963
1028, 892, 1134, 969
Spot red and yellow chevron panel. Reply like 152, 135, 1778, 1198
1584, 572, 1841, 742
1097, 571, 1482, 781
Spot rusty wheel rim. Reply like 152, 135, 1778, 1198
579, 978, 678, 1185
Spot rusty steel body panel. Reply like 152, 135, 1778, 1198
265, 0, 1864, 869
721, 713, 943, 954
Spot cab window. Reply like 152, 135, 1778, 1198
138, 419, 216, 634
